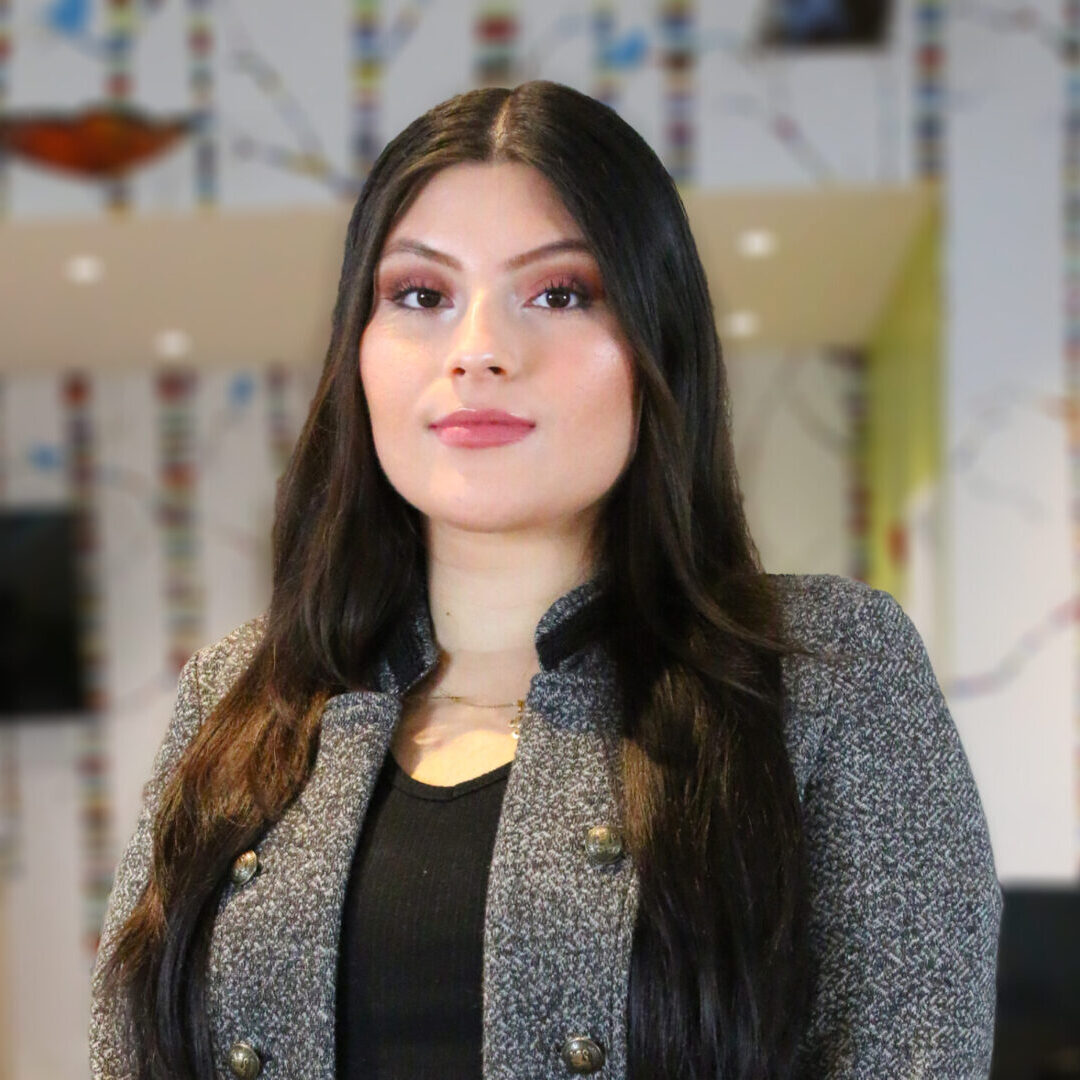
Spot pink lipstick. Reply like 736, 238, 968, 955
431, 409, 535, 449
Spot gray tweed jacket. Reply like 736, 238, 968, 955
89, 573, 1001, 1079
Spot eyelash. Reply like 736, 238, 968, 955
388, 275, 594, 312
388, 278, 440, 310
535, 277, 594, 310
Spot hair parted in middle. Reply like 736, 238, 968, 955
101, 80, 823, 1080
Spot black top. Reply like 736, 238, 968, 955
336, 751, 513, 1079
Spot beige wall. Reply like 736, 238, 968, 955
0, 883, 12, 1080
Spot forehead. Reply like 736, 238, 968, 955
382, 161, 586, 258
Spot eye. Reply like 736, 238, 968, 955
395, 286, 443, 310
531, 278, 592, 311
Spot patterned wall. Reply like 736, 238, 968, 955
1, 1, 1074, 1075
0, 0, 919, 218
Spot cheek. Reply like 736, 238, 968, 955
359, 333, 409, 426
564, 346, 636, 441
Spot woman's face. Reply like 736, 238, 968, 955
359, 161, 637, 542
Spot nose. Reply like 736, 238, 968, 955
443, 289, 515, 379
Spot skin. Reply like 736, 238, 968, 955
359, 161, 637, 783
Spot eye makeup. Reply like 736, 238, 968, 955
532, 275, 595, 310
387, 276, 445, 308
524, 255, 604, 299
375, 249, 606, 313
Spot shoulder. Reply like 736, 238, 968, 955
766, 573, 933, 786
769, 577, 1000, 1070
147, 615, 269, 793
134, 613, 270, 830
769, 571, 919, 695
769, 571, 904, 652
186, 613, 269, 714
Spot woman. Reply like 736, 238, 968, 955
90, 81, 1001, 1080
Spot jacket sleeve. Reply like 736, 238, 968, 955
88, 649, 208, 1080
795, 586, 1002, 1078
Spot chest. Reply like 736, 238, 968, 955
336, 754, 510, 1076
389, 698, 521, 784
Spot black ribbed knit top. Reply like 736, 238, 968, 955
336, 751, 513, 1079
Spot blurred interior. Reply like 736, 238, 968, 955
0, 0, 1077, 1076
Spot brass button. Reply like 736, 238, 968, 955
562, 1035, 605, 1073
230, 850, 259, 887
584, 825, 624, 866
227, 1040, 262, 1079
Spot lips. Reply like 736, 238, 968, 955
430, 408, 535, 449
431, 408, 534, 429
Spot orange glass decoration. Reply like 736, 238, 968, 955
0, 103, 193, 178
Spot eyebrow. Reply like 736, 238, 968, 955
378, 237, 595, 271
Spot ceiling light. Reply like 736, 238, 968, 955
153, 329, 193, 359
736, 230, 777, 258
65, 254, 105, 284
724, 311, 760, 338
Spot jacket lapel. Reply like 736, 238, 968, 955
484, 654, 639, 1079
204, 585, 443, 1078
205, 691, 407, 1079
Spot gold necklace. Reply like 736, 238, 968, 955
426, 693, 527, 739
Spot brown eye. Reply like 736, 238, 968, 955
531, 277, 591, 311
394, 286, 444, 310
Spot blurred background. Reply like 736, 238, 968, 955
0, 0, 1076, 1076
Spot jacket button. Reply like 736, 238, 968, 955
562, 1035, 605, 1073
230, 850, 259, 887
584, 825, 624, 866
227, 1040, 262, 1079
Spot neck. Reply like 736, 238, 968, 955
422, 518, 597, 693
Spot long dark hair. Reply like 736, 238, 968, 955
102, 80, 820, 1079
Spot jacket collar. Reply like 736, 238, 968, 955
375, 569, 612, 696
